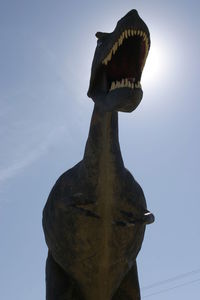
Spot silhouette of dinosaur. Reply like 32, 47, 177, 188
43, 9, 154, 300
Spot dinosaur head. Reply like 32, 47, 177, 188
87, 10, 150, 112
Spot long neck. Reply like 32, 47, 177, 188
83, 104, 124, 181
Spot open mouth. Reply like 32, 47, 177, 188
102, 29, 149, 93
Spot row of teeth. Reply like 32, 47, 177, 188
102, 29, 149, 66
110, 79, 141, 91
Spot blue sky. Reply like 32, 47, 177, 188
0, 1, 200, 299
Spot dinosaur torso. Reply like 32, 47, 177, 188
43, 106, 147, 299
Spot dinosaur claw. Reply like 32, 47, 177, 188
143, 211, 155, 225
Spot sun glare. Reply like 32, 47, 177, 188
142, 33, 171, 88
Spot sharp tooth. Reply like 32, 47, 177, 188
107, 51, 112, 62
125, 30, 128, 38
137, 30, 140, 35
103, 58, 108, 65
125, 78, 128, 86
103, 57, 107, 64
131, 83, 134, 89
135, 82, 140, 88
131, 29, 134, 36
128, 29, 131, 36
128, 81, 131, 88
116, 81, 120, 88
110, 81, 115, 90
113, 43, 117, 54
122, 79, 125, 87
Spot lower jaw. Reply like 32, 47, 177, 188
105, 87, 143, 112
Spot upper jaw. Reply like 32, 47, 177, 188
102, 28, 150, 68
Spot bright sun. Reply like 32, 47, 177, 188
142, 33, 171, 88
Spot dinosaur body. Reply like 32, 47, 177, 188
43, 10, 154, 300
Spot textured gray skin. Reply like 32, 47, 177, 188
43, 9, 154, 300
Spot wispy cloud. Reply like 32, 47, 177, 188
0, 125, 65, 184
0, 39, 89, 186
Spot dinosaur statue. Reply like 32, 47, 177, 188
43, 9, 154, 300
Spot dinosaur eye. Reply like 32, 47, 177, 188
97, 40, 103, 47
